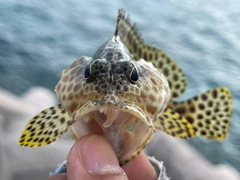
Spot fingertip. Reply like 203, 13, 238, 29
67, 134, 127, 180
67, 135, 96, 179
122, 151, 157, 180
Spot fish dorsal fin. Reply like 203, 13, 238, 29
116, 8, 144, 49
115, 8, 124, 37
19, 104, 71, 147
116, 8, 187, 98
166, 87, 232, 140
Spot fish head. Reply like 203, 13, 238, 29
55, 37, 171, 164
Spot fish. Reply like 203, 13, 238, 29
19, 8, 233, 165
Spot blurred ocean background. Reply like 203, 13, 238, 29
0, 0, 239, 173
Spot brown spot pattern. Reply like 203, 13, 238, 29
166, 87, 232, 140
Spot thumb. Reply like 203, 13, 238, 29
67, 134, 128, 180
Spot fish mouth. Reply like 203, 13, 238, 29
68, 105, 154, 161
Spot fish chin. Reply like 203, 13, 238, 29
68, 106, 154, 162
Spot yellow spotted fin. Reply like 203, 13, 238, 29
116, 8, 187, 98
154, 108, 195, 138
19, 104, 71, 147
154, 87, 232, 140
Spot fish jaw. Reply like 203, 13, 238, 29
68, 104, 155, 164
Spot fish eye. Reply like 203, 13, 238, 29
124, 63, 139, 84
130, 67, 138, 82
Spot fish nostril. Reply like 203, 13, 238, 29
84, 64, 99, 83
84, 65, 91, 78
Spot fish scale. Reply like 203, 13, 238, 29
19, 8, 232, 165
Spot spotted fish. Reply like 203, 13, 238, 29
19, 9, 232, 165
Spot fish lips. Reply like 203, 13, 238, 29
68, 104, 155, 162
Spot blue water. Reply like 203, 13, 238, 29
1, 0, 240, 172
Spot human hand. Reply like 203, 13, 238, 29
47, 134, 156, 180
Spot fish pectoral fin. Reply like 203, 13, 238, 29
167, 87, 232, 140
154, 108, 195, 138
19, 104, 71, 147
116, 9, 187, 99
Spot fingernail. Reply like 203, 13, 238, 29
80, 135, 124, 175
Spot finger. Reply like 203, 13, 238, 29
122, 151, 157, 180
67, 134, 128, 180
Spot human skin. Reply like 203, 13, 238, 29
47, 134, 157, 180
